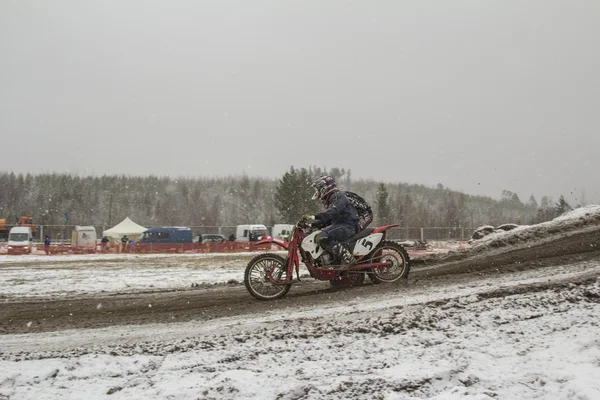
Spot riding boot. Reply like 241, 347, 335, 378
332, 243, 354, 266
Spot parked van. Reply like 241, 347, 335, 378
71, 226, 97, 253
235, 224, 268, 242
7, 226, 33, 255
272, 224, 293, 241
137, 227, 193, 253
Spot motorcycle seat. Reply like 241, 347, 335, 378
342, 228, 374, 244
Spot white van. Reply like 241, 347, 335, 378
71, 226, 97, 253
272, 224, 293, 241
235, 224, 268, 242
7, 226, 33, 255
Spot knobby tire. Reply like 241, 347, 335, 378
244, 253, 292, 300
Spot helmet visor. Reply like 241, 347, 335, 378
311, 188, 320, 200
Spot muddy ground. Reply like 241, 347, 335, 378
1, 227, 599, 335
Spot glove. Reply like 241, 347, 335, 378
301, 214, 315, 222
298, 214, 315, 227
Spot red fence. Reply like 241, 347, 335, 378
132, 242, 276, 254
0, 241, 279, 256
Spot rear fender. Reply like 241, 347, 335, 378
372, 224, 399, 234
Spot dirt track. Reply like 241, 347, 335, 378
2, 228, 600, 335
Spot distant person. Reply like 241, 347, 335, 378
260, 231, 271, 240
227, 233, 236, 251
44, 235, 51, 255
101, 236, 109, 252
121, 235, 129, 252
128, 239, 135, 253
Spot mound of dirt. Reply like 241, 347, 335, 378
418, 205, 600, 275
471, 225, 495, 240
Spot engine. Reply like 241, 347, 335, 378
315, 252, 334, 267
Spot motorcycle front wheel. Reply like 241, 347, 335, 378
367, 241, 410, 283
244, 253, 292, 300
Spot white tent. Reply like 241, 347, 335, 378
102, 217, 147, 241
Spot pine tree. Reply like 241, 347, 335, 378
555, 195, 572, 215
274, 167, 319, 223
527, 194, 538, 208
376, 183, 390, 225
510, 193, 522, 205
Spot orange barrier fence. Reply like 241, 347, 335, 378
0, 242, 281, 255
133, 242, 276, 254
0, 241, 457, 257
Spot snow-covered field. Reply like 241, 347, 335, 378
0, 252, 267, 298
0, 249, 455, 299
1, 206, 600, 399
1, 262, 598, 399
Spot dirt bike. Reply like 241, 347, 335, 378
244, 220, 410, 300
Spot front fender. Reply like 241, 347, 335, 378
255, 238, 289, 250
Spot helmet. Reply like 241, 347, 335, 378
311, 175, 337, 201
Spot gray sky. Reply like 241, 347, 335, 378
1, 0, 599, 203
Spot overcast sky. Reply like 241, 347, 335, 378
1, 0, 599, 202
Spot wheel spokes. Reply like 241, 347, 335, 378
249, 258, 287, 297
373, 247, 404, 279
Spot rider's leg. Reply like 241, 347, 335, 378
315, 224, 356, 264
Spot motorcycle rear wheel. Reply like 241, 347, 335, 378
367, 241, 410, 283
244, 253, 292, 300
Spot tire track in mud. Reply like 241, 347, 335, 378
1, 230, 600, 335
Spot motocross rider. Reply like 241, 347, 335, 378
301, 175, 360, 265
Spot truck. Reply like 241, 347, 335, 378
19, 216, 36, 237
0, 216, 36, 240
271, 224, 293, 241
7, 226, 33, 255
235, 224, 269, 242
71, 226, 97, 253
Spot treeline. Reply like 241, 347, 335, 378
0, 168, 576, 229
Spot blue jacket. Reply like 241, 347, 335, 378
315, 191, 360, 230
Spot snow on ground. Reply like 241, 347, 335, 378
1, 262, 598, 399
1, 206, 600, 399
0, 252, 276, 298
0, 248, 458, 299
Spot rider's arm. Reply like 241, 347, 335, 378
311, 219, 328, 229
314, 192, 344, 224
